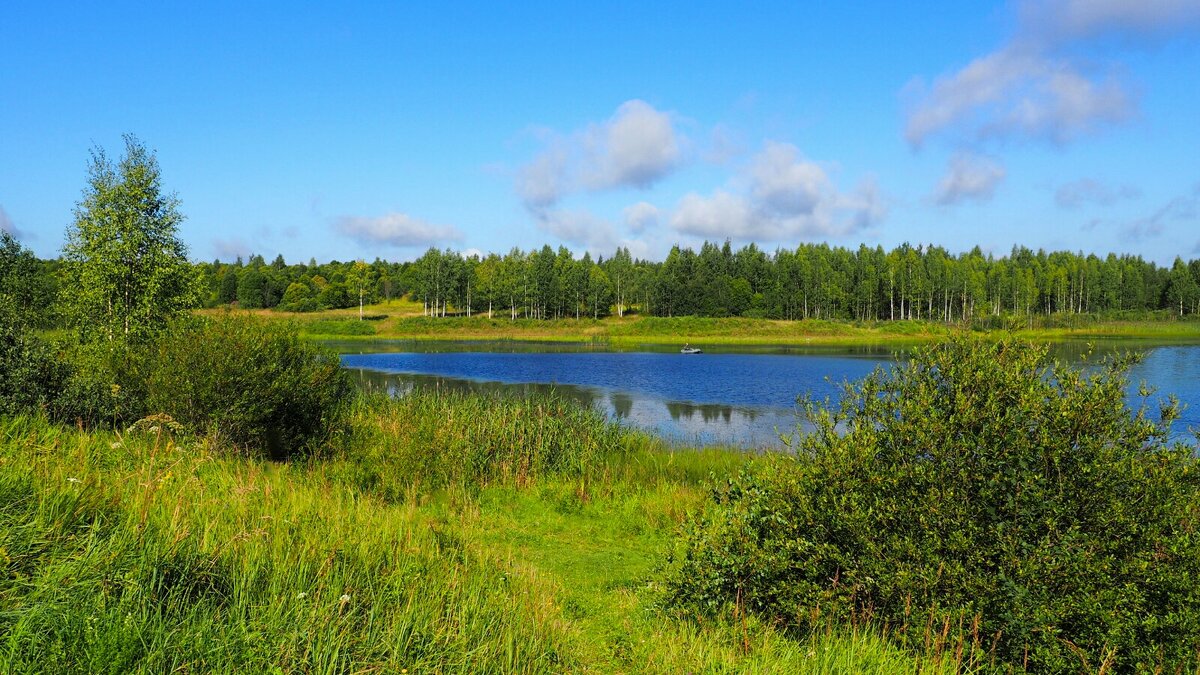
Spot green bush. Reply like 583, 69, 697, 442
0, 297, 67, 416
50, 340, 148, 427
142, 315, 352, 459
665, 337, 1200, 672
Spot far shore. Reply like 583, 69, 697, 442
199, 300, 1200, 348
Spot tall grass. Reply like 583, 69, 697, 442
0, 395, 974, 673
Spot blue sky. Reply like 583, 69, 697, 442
2, 1, 1198, 264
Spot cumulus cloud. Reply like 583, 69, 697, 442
750, 142, 830, 216
0, 205, 23, 238
904, 0, 1200, 149
671, 190, 756, 238
516, 100, 684, 208
335, 212, 462, 247
1055, 178, 1141, 207
584, 100, 681, 189
934, 153, 1007, 205
669, 142, 887, 241
1118, 184, 1200, 242
622, 201, 660, 234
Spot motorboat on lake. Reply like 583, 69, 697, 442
680, 344, 703, 354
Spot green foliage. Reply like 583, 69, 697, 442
0, 297, 66, 416
49, 340, 148, 427
0, 231, 57, 328
61, 135, 200, 343
665, 337, 1200, 672
140, 315, 352, 459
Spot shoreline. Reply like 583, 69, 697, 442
198, 305, 1200, 348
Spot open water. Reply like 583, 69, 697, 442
337, 341, 1200, 449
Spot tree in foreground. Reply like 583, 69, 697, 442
665, 337, 1200, 672
62, 134, 199, 343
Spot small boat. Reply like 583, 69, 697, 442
680, 345, 703, 354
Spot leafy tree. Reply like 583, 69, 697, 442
236, 266, 267, 309
346, 260, 374, 319
217, 266, 239, 304
278, 281, 317, 312
62, 135, 199, 342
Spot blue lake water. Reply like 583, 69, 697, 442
337, 341, 1200, 449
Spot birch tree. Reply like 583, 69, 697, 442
62, 135, 199, 342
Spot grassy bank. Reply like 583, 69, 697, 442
201, 302, 1200, 347
0, 391, 970, 673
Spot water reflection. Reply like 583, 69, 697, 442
341, 341, 1200, 449
347, 367, 801, 449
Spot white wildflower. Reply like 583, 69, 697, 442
296, 592, 307, 599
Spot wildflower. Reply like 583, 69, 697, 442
67, 477, 81, 484
339, 593, 351, 603
296, 592, 307, 599
110, 441, 122, 449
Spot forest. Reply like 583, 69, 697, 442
201, 241, 1200, 321
15, 237, 1200, 328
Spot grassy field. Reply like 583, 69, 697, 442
0, 391, 979, 673
202, 300, 1200, 347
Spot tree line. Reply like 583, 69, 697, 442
185, 241, 1200, 321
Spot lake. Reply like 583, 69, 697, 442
337, 341, 1200, 449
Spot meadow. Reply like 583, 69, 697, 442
0, 392, 971, 673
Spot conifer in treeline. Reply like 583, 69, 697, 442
188, 241, 1200, 320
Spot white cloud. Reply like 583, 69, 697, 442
584, 100, 681, 190
1055, 178, 1141, 207
671, 190, 756, 238
903, 0, 1200, 149
0, 205, 23, 238
669, 142, 887, 241
461, 247, 484, 259
750, 141, 830, 216
516, 100, 684, 208
335, 212, 462, 247
622, 201, 660, 234
934, 153, 1007, 205
905, 46, 1131, 147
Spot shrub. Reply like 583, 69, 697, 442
142, 315, 352, 459
50, 340, 148, 427
0, 297, 67, 416
665, 337, 1200, 672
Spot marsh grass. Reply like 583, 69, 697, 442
1, 395, 973, 673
